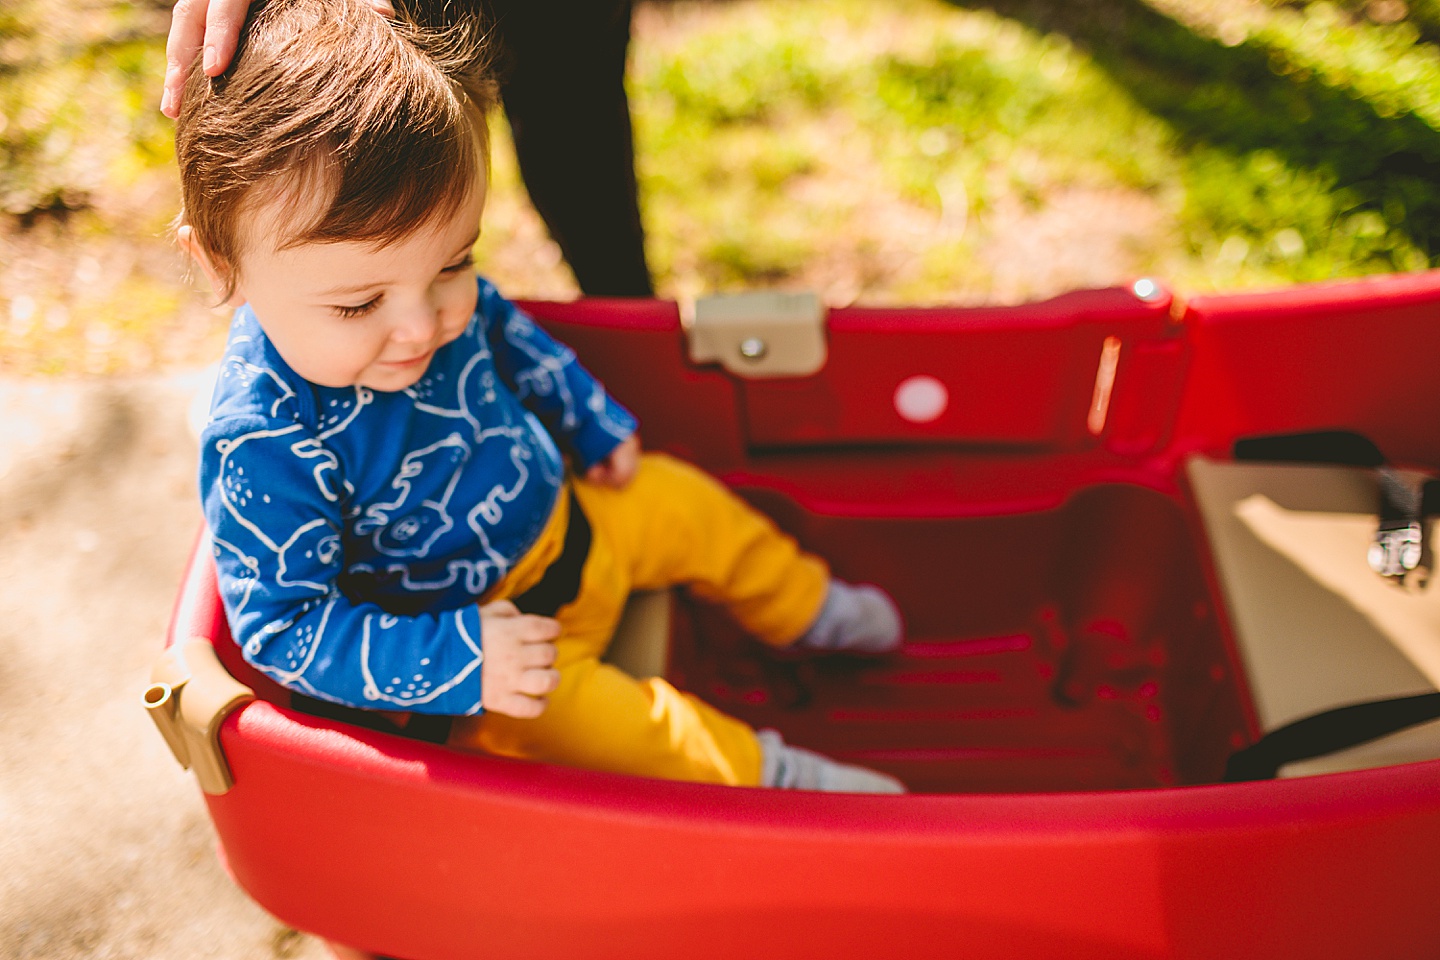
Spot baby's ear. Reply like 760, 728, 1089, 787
177, 226, 246, 307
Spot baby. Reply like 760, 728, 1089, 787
178, 0, 904, 792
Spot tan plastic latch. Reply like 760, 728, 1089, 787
143, 638, 254, 795
685, 291, 827, 378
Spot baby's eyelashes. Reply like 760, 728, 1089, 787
441, 252, 475, 274
326, 256, 470, 319
333, 294, 384, 318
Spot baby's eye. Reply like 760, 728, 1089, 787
440, 252, 475, 275
333, 295, 382, 319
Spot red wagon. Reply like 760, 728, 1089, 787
147, 274, 1440, 960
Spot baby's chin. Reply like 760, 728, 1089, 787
356, 357, 437, 392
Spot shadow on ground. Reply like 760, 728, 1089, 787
947, 0, 1440, 260
0, 374, 325, 959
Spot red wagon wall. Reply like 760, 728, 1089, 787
166, 275, 1440, 959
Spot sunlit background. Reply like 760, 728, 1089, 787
3, 0, 1439, 375
6, 2, 1440, 955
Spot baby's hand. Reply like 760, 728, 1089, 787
584, 434, 640, 488
478, 600, 560, 719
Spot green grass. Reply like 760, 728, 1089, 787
950, 0, 1440, 278
632, 2, 1188, 300
7, 0, 1440, 374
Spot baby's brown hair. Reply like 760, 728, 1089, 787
175, 0, 496, 299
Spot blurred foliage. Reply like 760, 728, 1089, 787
0, 0, 173, 221
8, 0, 1440, 374
1278, 0, 1440, 44
0, 0, 219, 376
946, 0, 1440, 278
633, 3, 1187, 299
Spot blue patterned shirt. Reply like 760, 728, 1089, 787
200, 277, 637, 715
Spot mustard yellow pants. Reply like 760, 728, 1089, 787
448, 453, 829, 786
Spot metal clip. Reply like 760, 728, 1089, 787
1370, 468, 1430, 588
1368, 521, 1424, 581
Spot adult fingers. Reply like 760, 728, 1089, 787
161, 0, 251, 117
162, 0, 393, 117
162, 0, 209, 116
203, 0, 253, 75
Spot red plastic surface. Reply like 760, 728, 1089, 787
204, 700, 1440, 960
166, 278, 1440, 959
1171, 270, 1440, 470
739, 288, 1175, 451
670, 482, 1245, 793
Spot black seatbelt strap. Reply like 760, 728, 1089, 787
289, 489, 591, 743
511, 487, 591, 617
1224, 692, 1440, 781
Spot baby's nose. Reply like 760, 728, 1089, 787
393, 302, 440, 342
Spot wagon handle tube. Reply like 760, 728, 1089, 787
142, 681, 190, 769
143, 637, 255, 794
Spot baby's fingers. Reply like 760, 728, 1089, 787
479, 598, 520, 618
515, 613, 561, 642
517, 638, 558, 669
486, 691, 548, 720
516, 666, 561, 698
483, 665, 557, 718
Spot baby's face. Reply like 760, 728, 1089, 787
219, 186, 486, 392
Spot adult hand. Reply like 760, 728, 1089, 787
477, 599, 561, 719
161, 0, 394, 117
584, 433, 640, 489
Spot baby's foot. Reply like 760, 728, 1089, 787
795, 579, 903, 654
757, 729, 906, 794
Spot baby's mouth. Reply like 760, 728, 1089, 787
383, 350, 433, 367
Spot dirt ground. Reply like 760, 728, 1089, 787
0, 372, 329, 959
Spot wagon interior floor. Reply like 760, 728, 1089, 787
666, 482, 1253, 794
672, 609, 1185, 793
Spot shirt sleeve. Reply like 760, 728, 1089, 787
200, 411, 487, 716
477, 279, 638, 471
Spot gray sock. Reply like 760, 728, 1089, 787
795, 579, 903, 654
757, 729, 906, 794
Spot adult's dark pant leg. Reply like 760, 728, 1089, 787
486, 0, 653, 297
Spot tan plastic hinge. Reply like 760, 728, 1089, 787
143, 638, 255, 794
685, 291, 827, 378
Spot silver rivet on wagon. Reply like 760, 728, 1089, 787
738, 337, 768, 361
1131, 278, 1164, 302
